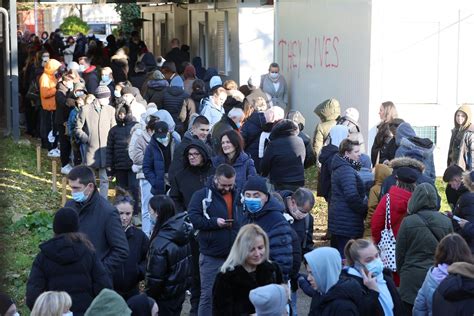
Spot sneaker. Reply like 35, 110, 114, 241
48, 148, 60, 158
61, 164, 73, 175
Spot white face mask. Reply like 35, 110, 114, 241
269, 72, 279, 80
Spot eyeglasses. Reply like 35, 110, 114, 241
187, 152, 201, 158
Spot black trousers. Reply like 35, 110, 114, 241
39, 109, 57, 150
115, 169, 139, 214
157, 294, 186, 316
189, 236, 201, 316
57, 124, 71, 167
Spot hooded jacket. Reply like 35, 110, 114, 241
200, 96, 225, 127
188, 179, 243, 258
366, 164, 392, 235
260, 120, 306, 186
244, 196, 294, 281
85, 288, 131, 316
329, 154, 368, 238
212, 261, 283, 316
128, 121, 151, 179
288, 110, 317, 168
396, 183, 453, 305
112, 226, 149, 300
170, 140, 215, 212
39, 59, 62, 111
413, 265, 449, 316
106, 106, 137, 171
317, 144, 339, 201
212, 152, 257, 193
371, 185, 412, 244
453, 191, 474, 253
395, 123, 436, 181
336, 115, 366, 153
447, 104, 474, 171
26, 235, 111, 315
144, 78, 169, 105
74, 99, 117, 169
146, 212, 193, 301
161, 86, 190, 134
432, 262, 474, 316
312, 98, 341, 156
242, 111, 267, 173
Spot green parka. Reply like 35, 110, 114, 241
312, 98, 341, 157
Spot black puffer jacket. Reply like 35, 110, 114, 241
432, 262, 474, 316
106, 107, 137, 171
213, 261, 283, 316
145, 212, 193, 301
26, 235, 111, 315
112, 226, 149, 300
241, 111, 266, 173
160, 86, 190, 134
55, 80, 73, 125
144, 79, 168, 105
170, 139, 215, 212
317, 144, 339, 201
309, 278, 363, 316
261, 119, 306, 186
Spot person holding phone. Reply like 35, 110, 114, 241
341, 239, 404, 316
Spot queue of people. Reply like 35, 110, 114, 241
9, 28, 474, 316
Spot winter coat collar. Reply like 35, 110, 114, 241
154, 212, 192, 246
40, 235, 87, 265
269, 120, 299, 139
448, 262, 474, 279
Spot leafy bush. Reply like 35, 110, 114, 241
60, 15, 90, 36
12, 211, 53, 242
115, 3, 141, 37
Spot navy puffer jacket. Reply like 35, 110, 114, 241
328, 154, 368, 237
212, 152, 257, 193
241, 112, 266, 172
161, 86, 190, 134
244, 196, 293, 281
188, 181, 243, 258
146, 212, 193, 301
143, 135, 176, 195
106, 109, 137, 171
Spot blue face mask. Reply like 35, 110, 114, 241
150, 214, 157, 226
101, 75, 110, 82
244, 197, 263, 213
114, 90, 121, 98
75, 91, 85, 97
66, 82, 74, 90
78, 64, 86, 73
365, 257, 384, 277
236, 122, 241, 128
72, 189, 88, 203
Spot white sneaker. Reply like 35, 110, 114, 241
61, 164, 73, 175
48, 148, 60, 158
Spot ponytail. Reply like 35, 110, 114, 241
344, 238, 372, 266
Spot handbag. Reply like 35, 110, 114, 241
378, 194, 397, 272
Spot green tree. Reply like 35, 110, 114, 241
60, 15, 90, 36
115, 3, 141, 38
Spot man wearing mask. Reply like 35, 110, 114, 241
161, 61, 184, 87
260, 62, 288, 111
78, 56, 99, 94
188, 164, 242, 315
242, 175, 294, 282
143, 121, 178, 195
74, 86, 116, 198
200, 87, 227, 127
168, 115, 212, 182
65, 165, 129, 281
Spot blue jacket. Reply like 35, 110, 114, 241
200, 97, 224, 127
241, 112, 266, 172
244, 196, 293, 281
413, 266, 447, 316
188, 182, 243, 258
143, 136, 178, 195
328, 155, 368, 237
212, 152, 257, 193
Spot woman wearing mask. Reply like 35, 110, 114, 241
63, 36, 76, 66
305, 247, 363, 315
413, 233, 473, 316
31, 291, 73, 316
342, 239, 404, 316
212, 224, 284, 315
26, 208, 111, 315
100, 67, 115, 101
145, 195, 193, 316
212, 130, 256, 193
111, 188, 149, 300
260, 62, 288, 111
447, 104, 474, 171
371, 101, 398, 166
241, 97, 268, 173
129, 107, 159, 236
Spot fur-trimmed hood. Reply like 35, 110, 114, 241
448, 262, 474, 279
389, 157, 425, 172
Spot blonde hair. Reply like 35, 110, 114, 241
381, 101, 398, 122
343, 238, 374, 266
220, 224, 270, 273
463, 171, 474, 192
101, 66, 113, 78
85, 94, 96, 105
31, 291, 72, 316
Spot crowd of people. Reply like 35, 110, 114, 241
1, 28, 473, 316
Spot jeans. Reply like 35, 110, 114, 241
140, 179, 153, 236
198, 254, 225, 316
290, 290, 298, 316
97, 168, 109, 199
115, 170, 139, 214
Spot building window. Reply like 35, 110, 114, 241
216, 11, 229, 75
413, 126, 437, 145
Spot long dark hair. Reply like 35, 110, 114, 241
149, 195, 176, 241
219, 129, 244, 164
434, 233, 474, 265
62, 232, 95, 252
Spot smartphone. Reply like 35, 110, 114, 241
224, 219, 234, 223
442, 211, 463, 223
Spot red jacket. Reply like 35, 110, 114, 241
371, 186, 412, 244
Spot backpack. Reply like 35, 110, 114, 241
197, 97, 208, 115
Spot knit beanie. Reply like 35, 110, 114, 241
359, 153, 372, 169
94, 85, 111, 99
68, 61, 80, 71
345, 107, 360, 122
53, 207, 79, 234
85, 289, 131, 316
395, 166, 421, 184
243, 176, 269, 196
249, 284, 287, 316
210, 75, 223, 90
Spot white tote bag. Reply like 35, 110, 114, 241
378, 194, 397, 272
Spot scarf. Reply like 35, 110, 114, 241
341, 154, 362, 171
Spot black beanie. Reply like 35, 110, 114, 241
395, 166, 421, 184
53, 207, 79, 234
243, 176, 269, 195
